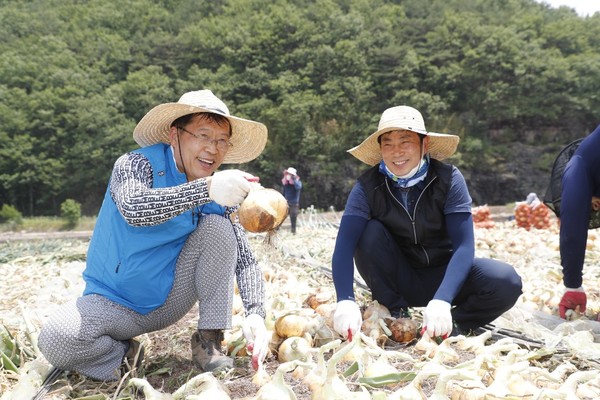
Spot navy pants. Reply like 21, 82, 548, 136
355, 219, 522, 330
288, 203, 299, 234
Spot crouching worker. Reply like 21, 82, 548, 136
331, 105, 523, 340
552, 126, 600, 319
38, 90, 270, 381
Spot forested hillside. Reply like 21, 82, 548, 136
1, 0, 599, 216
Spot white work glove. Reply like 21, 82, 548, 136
208, 169, 254, 207
242, 314, 269, 370
422, 299, 452, 338
333, 300, 362, 341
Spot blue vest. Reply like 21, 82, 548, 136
83, 143, 224, 314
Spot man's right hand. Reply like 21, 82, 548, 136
208, 169, 254, 207
333, 300, 362, 340
558, 286, 587, 319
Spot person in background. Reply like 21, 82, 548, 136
331, 105, 522, 340
282, 167, 302, 234
38, 90, 270, 381
556, 126, 600, 319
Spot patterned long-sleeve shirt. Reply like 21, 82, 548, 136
108, 151, 266, 318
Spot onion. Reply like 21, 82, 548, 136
313, 324, 338, 347
315, 303, 337, 329
238, 187, 288, 233
275, 312, 319, 338
304, 289, 334, 309
362, 301, 391, 320
255, 360, 313, 400
386, 317, 418, 343
278, 336, 312, 362
363, 353, 398, 379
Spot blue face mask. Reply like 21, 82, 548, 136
379, 155, 430, 188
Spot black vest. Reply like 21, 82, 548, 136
358, 159, 454, 268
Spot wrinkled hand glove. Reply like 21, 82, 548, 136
558, 287, 586, 319
242, 314, 269, 370
422, 299, 452, 338
208, 169, 254, 207
333, 300, 362, 341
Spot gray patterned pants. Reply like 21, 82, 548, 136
38, 214, 237, 381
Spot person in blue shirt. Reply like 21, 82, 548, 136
331, 105, 523, 340
282, 167, 303, 234
556, 126, 600, 319
38, 90, 270, 381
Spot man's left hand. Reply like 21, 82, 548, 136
422, 299, 452, 338
242, 314, 269, 370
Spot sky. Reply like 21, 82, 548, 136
535, 0, 600, 16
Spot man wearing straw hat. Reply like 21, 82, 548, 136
38, 90, 270, 380
331, 105, 523, 340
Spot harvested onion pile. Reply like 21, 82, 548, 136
514, 201, 552, 230
472, 205, 495, 229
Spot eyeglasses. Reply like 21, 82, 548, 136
178, 127, 233, 151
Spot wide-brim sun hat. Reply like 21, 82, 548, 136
348, 105, 460, 166
133, 90, 268, 164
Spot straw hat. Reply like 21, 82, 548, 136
133, 90, 268, 164
348, 106, 460, 166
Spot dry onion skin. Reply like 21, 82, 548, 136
277, 336, 312, 363
385, 317, 419, 343
238, 187, 289, 233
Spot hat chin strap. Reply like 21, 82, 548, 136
176, 128, 190, 181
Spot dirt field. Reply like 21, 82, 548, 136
2, 207, 600, 399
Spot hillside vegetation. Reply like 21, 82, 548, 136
1, 0, 600, 215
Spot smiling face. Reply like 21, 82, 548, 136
379, 130, 428, 176
169, 113, 232, 181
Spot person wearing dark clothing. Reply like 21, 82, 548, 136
557, 125, 600, 319
282, 167, 302, 234
331, 105, 522, 340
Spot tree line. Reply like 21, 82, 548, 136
1, 0, 599, 216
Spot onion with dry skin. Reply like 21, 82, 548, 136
386, 317, 419, 343
304, 289, 334, 310
277, 336, 312, 363
238, 187, 288, 233
275, 311, 320, 338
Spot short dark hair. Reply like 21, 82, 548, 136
376, 131, 426, 144
172, 112, 232, 136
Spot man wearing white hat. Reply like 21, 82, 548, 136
39, 90, 270, 380
282, 167, 302, 234
331, 105, 522, 340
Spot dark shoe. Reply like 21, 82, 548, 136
390, 308, 411, 319
191, 330, 233, 372
121, 339, 144, 376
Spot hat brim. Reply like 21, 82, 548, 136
348, 127, 460, 166
133, 103, 268, 164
